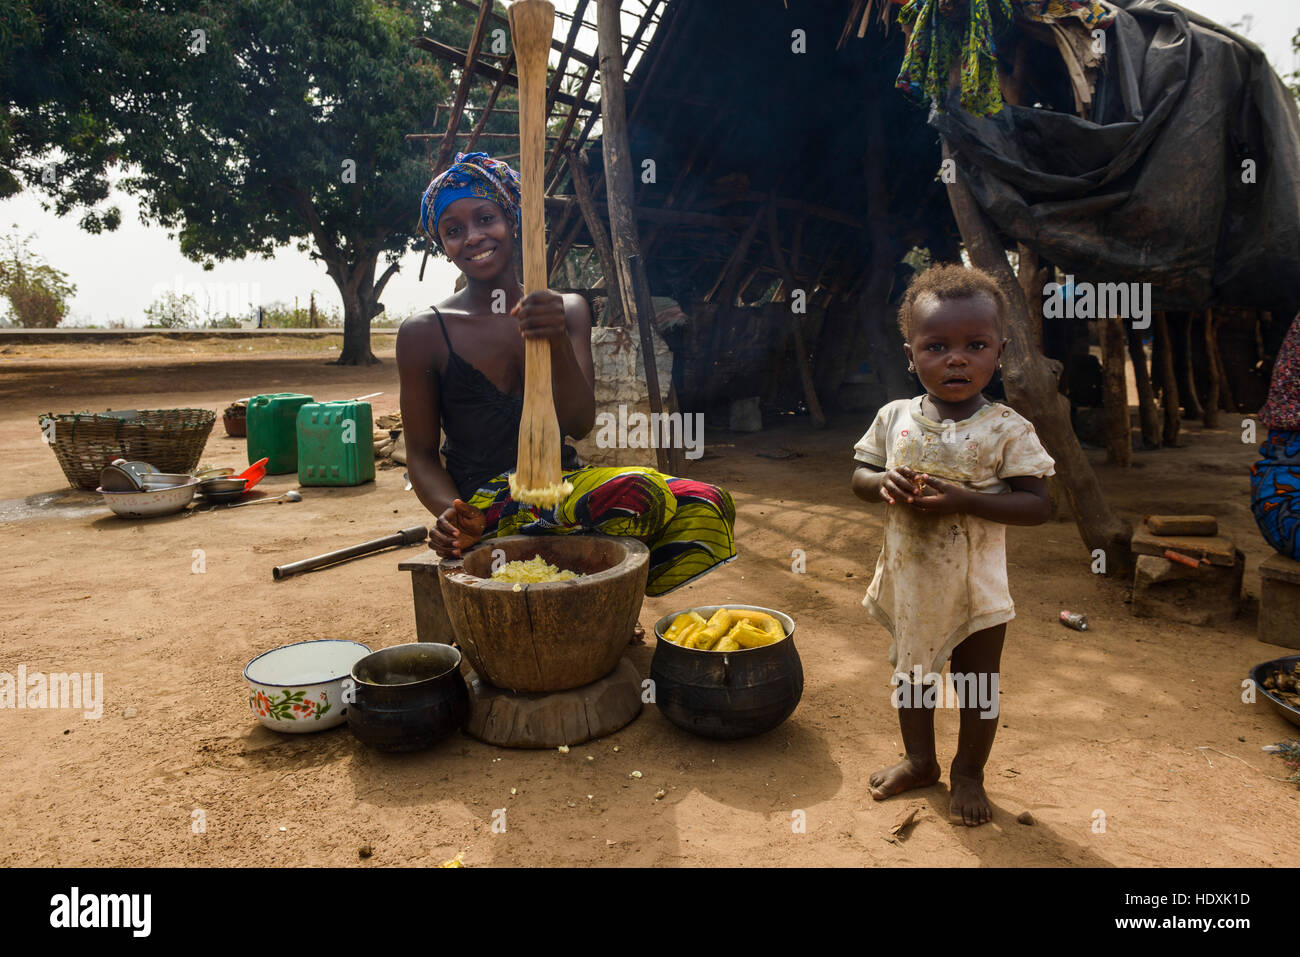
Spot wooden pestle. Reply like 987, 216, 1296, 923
507, 0, 568, 507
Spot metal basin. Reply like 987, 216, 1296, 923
97, 478, 198, 518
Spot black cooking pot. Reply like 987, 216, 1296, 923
347, 642, 469, 752
650, 605, 803, 740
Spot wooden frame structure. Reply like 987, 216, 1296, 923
407, 0, 1287, 562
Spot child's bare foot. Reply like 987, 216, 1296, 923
869, 757, 940, 801
949, 771, 993, 826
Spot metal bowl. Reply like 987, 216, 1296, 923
1251, 655, 1300, 728
245, 639, 372, 733
99, 463, 143, 492
199, 477, 248, 503
97, 478, 199, 518
140, 473, 199, 492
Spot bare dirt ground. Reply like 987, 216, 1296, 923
0, 345, 1296, 867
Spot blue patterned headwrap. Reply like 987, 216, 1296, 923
418, 151, 522, 254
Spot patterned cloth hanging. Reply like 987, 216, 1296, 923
895, 0, 1015, 117
894, 0, 1114, 117
1017, 0, 1115, 29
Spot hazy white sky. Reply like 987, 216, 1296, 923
3, 0, 1295, 327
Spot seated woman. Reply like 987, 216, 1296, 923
397, 151, 736, 596
1252, 314, 1300, 560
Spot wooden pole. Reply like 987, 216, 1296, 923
1203, 309, 1221, 428
766, 201, 826, 427
1213, 310, 1237, 413
1126, 324, 1161, 449
941, 140, 1130, 568
1178, 313, 1204, 420
703, 202, 767, 305
1100, 317, 1132, 465
1153, 311, 1181, 447
566, 148, 622, 322
462, 51, 515, 156
433, 0, 494, 174
629, 254, 675, 473
596, 0, 669, 473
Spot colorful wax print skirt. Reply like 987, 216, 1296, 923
466, 466, 736, 596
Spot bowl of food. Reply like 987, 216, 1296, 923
438, 535, 649, 692
244, 639, 372, 733
347, 642, 470, 752
1251, 655, 1300, 728
97, 478, 199, 518
650, 604, 803, 739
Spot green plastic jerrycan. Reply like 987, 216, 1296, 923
296, 400, 376, 487
247, 393, 314, 474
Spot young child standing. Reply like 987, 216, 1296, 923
851, 264, 1055, 826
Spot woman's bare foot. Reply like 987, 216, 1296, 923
628, 622, 645, 646
949, 772, 993, 826
868, 757, 940, 801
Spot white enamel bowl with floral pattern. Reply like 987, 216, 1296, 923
244, 639, 372, 733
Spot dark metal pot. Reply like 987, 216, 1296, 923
650, 605, 803, 740
347, 642, 470, 752
1250, 654, 1300, 728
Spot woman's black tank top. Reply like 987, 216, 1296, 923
432, 306, 576, 499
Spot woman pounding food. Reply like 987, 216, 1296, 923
397, 151, 736, 596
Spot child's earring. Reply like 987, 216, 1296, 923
907, 361, 916, 374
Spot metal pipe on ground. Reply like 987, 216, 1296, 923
272, 526, 429, 580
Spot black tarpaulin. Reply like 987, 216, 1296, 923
932, 0, 1300, 314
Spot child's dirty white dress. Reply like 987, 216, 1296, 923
854, 397, 1055, 677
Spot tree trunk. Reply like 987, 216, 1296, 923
942, 141, 1131, 571
1154, 311, 1181, 447
332, 251, 396, 366
1017, 242, 1043, 352
1100, 317, 1132, 465
1127, 325, 1161, 449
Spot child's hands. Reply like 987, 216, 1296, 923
906, 474, 970, 515
880, 466, 922, 505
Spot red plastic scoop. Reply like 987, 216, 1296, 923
238, 458, 269, 493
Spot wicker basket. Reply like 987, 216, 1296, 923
39, 409, 217, 490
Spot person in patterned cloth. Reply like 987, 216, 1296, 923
397, 152, 735, 597
1252, 314, 1300, 560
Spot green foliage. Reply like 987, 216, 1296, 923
1290, 27, 1300, 103
143, 290, 201, 328
257, 299, 343, 328
3, 0, 494, 360
0, 228, 76, 327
